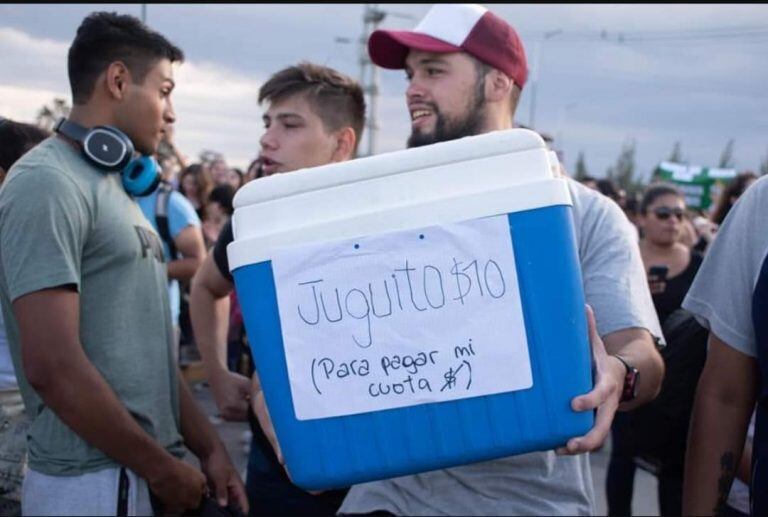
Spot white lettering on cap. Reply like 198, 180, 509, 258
414, 4, 488, 47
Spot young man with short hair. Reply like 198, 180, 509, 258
329, 4, 665, 515
0, 12, 246, 516
191, 61, 365, 515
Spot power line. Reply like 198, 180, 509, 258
543, 35, 768, 44
357, 4, 416, 157
616, 31, 768, 43
547, 32, 768, 43
593, 25, 768, 36
521, 26, 768, 44
522, 25, 768, 37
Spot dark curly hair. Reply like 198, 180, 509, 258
710, 171, 759, 225
0, 118, 50, 174
68, 11, 184, 104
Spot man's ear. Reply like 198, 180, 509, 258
485, 69, 513, 103
104, 61, 132, 101
331, 126, 357, 162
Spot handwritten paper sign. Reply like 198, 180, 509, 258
271, 215, 533, 420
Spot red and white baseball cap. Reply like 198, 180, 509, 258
368, 4, 528, 89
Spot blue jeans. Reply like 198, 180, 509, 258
245, 439, 348, 516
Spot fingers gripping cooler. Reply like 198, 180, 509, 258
228, 129, 594, 490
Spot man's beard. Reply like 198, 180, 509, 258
406, 85, 486, 149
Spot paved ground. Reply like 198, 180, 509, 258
186, 379, 660, 516
591, 436, 660, 515
183, 380, 251, 479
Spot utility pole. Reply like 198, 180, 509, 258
141, 4, 147, 23
528, 29, 562, 130
359, 4, 386, 157
356, 4, 415, 157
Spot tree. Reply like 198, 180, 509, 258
606, 139, 639, 194
574, 151, 589, 180
36, 97, 71, 131
668, 141, 683, 163
757, 145, 768, 176
760, 146, 768, 176
718, 138, 735, 168
199, 149, 224, 164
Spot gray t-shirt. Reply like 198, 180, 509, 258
682, 176, 768, 516
0, 137, 184, 476
340, 178, 662, 516
682, 175, 768, 358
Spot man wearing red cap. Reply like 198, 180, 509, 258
337, 4, 665, 515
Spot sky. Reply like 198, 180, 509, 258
1, 3, 767, 182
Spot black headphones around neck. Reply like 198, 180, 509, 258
54, 118, 160, 196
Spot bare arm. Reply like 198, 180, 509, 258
683, 333, 757, 516
14, 287, 206, 513
167, 224, 206, 281
558, 306, 664, 454
177, 369, 249, 513
736, 436, 753, 485
250, 370, 324, 495
190, 252, 251, 420
171, 145, 189, 171
162, 124, 189, 171
605, 327, 664, 410
178, 372, 221, 463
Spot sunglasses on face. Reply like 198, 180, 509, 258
652, 207, 685, 221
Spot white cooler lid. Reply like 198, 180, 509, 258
229, 128, 572, 270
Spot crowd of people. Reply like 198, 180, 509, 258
578, 172, 758, 516
0, 3, 765, 517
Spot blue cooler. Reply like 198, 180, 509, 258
228, 129, 593, 490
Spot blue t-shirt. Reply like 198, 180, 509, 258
0, 310, 15, 390
136, 187, 201, 324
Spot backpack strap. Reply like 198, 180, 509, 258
155, 181, 178, 261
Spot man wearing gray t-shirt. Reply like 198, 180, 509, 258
682, 175, 768, 516
0, 12, 246, 516
335, 4, 665, 515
